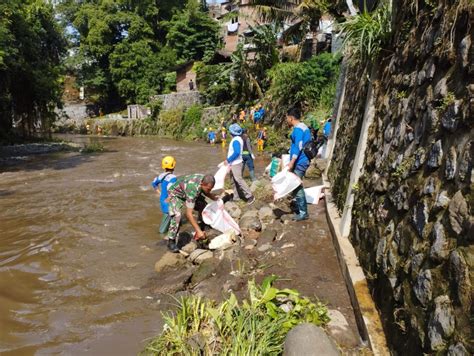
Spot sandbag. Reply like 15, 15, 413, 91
202, 200, 241, 235
304, 185, 325, 205
271, 168, 302, 200
209, 231, 236, 250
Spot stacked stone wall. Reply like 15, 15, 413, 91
329, 1, 473, 354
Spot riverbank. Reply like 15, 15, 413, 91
145, 174, 368, 354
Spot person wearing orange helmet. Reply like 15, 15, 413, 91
151, 156, 177, 238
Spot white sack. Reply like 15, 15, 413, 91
304, 185, 325, 205
271, 168, 302, 200
202, 199, 241, 235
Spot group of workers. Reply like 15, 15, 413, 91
152, 106, 331, 252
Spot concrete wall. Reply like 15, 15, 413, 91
153, 91, 202, 111
327, 1, 473, 354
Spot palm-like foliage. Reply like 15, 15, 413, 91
245, 0, 345, 42
338, 2, 391, 60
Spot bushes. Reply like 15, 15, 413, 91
267, 53, 341, 117
195, 63, 233, 106
157, 104, 203, 139
339, 3, 392, 61
142, 276, 330, 355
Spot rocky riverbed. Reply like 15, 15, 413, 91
147, 176, 367, 354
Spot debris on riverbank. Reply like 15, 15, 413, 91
145, 175, 366, 354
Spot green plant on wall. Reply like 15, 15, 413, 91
339, 2, 392, 61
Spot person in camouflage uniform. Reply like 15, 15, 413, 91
166, 174, 217, 252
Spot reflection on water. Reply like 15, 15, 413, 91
0, 135, 265, 355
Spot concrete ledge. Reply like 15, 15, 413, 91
322, 174, 389, 356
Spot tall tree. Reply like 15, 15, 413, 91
0, 0, 66, 139
165, 0, 220, 63
59, 0, 189, 110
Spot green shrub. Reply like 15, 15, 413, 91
81, 142, 105, 153
158, 108, 184, 138
182, 104, 203, 139
339, 3, 392, 60
196, 63, 233, 105
267, 53, 340, 118
163, 72, 177, 94
148, 99, 163, 121
142, 276, 330, 355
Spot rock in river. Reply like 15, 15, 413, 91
155, 252, 186, 273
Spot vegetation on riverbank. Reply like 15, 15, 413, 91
143, 276, 329, 355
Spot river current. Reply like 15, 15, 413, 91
0, 135, 238, 355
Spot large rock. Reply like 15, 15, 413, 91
283, 323, 339, 356
427, 140, 443, 169
449, 249, 471, 311
258, 206, 275, 222
241, 210, 259, 219
447, 342, 469, 356
448, 191, 468, 235
181, 241, 198, 254
189, 249, 214, 264
239, 215, 262, 232
153, 266, 195, 294
224, 201, 242, 219
327, 310, 359, 348
190, 258, 220, 285
258, 229, 277, 246
154, 252, 185, 273
428, 295, 455, 351
430, 223, 450, 262
414, 269, 432, 306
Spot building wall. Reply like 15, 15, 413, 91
176, 63, 197, 93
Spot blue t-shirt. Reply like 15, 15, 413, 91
151, 172, 177, 214
323, 121, 332, 138
208, 131, 216, 140
290, 122, 312, 170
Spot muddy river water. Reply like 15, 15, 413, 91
0, 135, 260, 355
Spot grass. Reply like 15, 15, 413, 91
81, 142, 105, 154
142, 276, 330, 355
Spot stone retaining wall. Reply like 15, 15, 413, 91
328, 1, 473, 354
153, 91, 202, 111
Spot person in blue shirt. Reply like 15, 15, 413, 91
151, 156, 177, 235
224, 124, 255, 204
286, 107, 312, 221
323, 117, 333, 139
207, 128, 216, 145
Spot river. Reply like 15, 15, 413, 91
0, 135, 251, 355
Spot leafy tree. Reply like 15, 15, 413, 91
195, 62, 233, 105
247, 0, 347, 43
59, 0, 188, 110
267, 52, 340, 118
230, 24, 279, 103
165, 0, 220, 63
0, 0, 66, 139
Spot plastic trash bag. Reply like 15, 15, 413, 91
281, 154, 290, 168
202, 199, 241, 235
212, 162, 230, 194
304, 185, 325, 205
271, 168, 302, 200
209, 230, 236, 250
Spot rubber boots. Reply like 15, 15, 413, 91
167, 239, 179, 253
293, 186, 309, 221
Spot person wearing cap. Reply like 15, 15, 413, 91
151, 156, 178, 236
286, 107, 312, 221
224, 124, 255, 204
